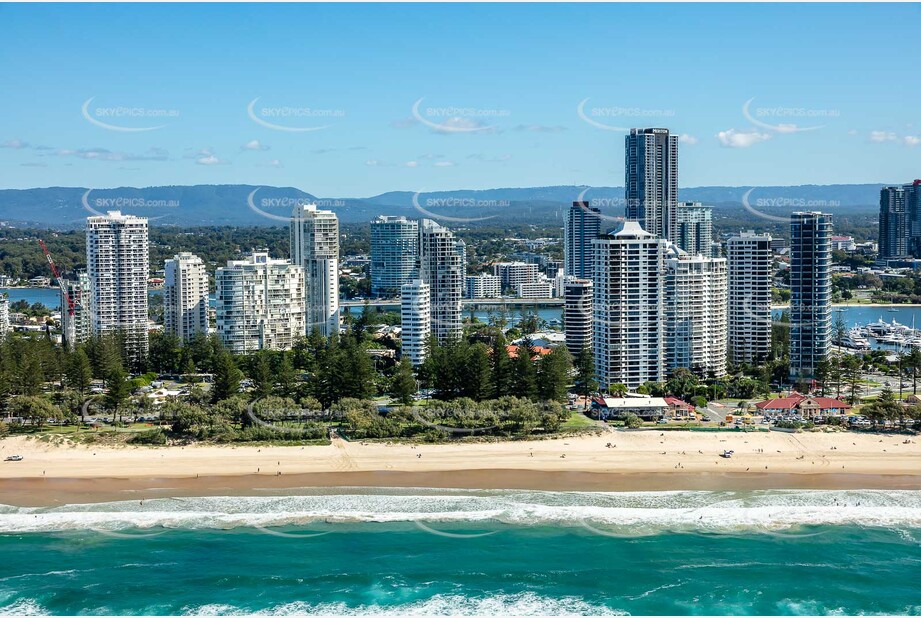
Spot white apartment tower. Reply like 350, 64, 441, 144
592, 221, 667, 390
493, 262, 539, 291
86, 211, 149, 365
291, 204, 340, 337
215, 252, 305, 354
466, 273, 501, 299
563, 278, 593, 357
418, 219, 464, 342
664, 246, 728, 378
164, 252, 210, 342
674, 202, 714, 257
61, 271, 92, 349
401, 279, 431, 366
370, 216, 418, 297
727, 232, 773, 364
0, 295, 9, 339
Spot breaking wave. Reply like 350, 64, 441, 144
2, 488, 921, 536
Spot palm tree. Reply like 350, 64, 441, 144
609, 383, 628, 398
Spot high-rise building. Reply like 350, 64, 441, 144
370, 216, 418, 297
625, 128, 679, 239
291, 204, 340, 337
790, 212, 832, 382
493, 262, 539, 290
418, 219, 464, 342
164, 252, 209, 342
86, 211, 149, 365
592, 221, 667, 390
0, 295, 9, 339
907, 180, 921, 256
564, 201, 602, 279
400, 279, 431, 366
465, 273, 501, 299
727, 232, 773, 364
674, 202, 713, 256
563, 278, 592, 357
879, 186, 909, 260
664, 246, 728, 378
215, 252, 305, 354
61, 271, 92, 349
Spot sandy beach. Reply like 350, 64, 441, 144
1, 430, 920, 506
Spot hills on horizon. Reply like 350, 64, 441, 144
0, 183, 887, 228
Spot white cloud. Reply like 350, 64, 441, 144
512, 124, 566, 133
242, 139, 269, 151
268, 159, 283, 167
678, 134, 698, 145
431, 117, 496, 134
404, 161, 419, 168
467, 153, 512, 162
52, 146, 168, 162
433, 161, 455, 167
870, 131, 898, 143
905, 136, 921, 147
365, 159, 383, 167
848, 129, 858, 136
1, 138, 28, 149
716, 129, 771, 148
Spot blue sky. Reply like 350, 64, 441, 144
0, 3, 919, 197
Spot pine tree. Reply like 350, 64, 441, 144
65, 347, 93, 417
573, 345, 598, 407
250, 352, 274, 400
212, 349, 243, 404
390, 358, 417, 405
461, 343, 492, 401
511, 341, 536, 400
490, 333, 512, 399
537, 346, 573, 403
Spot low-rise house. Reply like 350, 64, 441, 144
664, 397, 696, 419
754, 393, 851, 419
591, 396, 669, 420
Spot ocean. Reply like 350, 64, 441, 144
2, 488, 920, 616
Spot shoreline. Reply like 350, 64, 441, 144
4, 470, 921, 508
2, 431, 921, 506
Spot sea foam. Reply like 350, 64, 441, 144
2, 488, 921, 535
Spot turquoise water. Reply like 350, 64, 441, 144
2, 488, 921, 615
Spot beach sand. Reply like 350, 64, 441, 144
1, 430, 920, 506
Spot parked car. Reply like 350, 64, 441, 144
4, 455, 23, 462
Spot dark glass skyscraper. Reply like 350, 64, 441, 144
625, 128, 679, 239
879, 186, 909, 260
564, 201, 602, 279
789, 212, 832, 383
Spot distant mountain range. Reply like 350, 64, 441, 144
0, 183, 887, 228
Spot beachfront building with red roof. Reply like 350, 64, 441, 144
754, 393, 851, 419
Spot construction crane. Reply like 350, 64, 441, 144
38, 239, 76, 317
